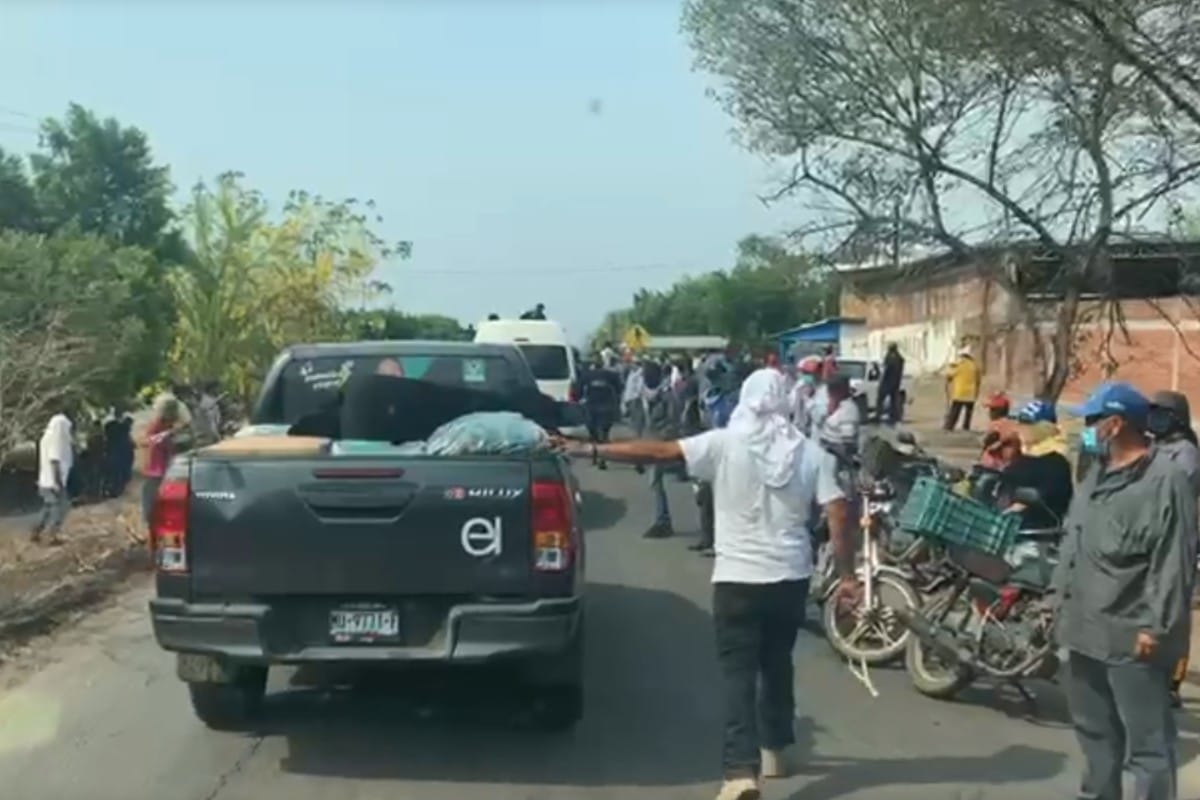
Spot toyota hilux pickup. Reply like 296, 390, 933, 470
148, 341, 587, 731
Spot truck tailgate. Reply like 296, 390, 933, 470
186, 456, 534, 597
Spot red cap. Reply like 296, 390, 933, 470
985, 391, 1010, 410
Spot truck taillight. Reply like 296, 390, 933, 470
531, 480, 574, 572
151, 477, 189, 574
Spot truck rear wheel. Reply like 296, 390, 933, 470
187, 667, 267, 730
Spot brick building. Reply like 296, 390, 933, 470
837, 241, 1200, 411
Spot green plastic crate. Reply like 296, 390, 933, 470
896, 476, 1019, 557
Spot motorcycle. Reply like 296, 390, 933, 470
897, 487, 1062, 703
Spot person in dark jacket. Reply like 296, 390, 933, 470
1054, 382, 1197, 800
1148, 390, 1200, 708
876, 343, 905, 425
578, 359, 622, 469
631, 360, 683, 538
519, 303, 547, 320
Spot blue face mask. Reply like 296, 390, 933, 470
798, 374, 815, 388
1080, 424, 1108, 456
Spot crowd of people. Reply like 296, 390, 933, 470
568, 344, 1199, 800
27, 382, 226, 544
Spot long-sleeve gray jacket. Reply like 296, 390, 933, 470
1052, 448, 1198, 666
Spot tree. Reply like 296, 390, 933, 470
340, 308, 472, 341
0, 147, 38, 232
168, 173, 409, 402
683, 0, 1200, 398
29, 104, 180, 255
592, 234, 836, 350
0, 231, 159, 452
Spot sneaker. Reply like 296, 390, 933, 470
715, 777, 761, 800
687, 541, 711, 552
761, 746, 796, 778
642, 523, 674, 539
597, 460, 608, 471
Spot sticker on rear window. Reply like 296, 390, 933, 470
462, 359, 486, 383
299, 359, 355, 391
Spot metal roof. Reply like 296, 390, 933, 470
770, 317, 867, 339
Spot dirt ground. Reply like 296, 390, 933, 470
0, 491, 150, 661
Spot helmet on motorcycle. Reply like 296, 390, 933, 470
1016, 399, 1057, 424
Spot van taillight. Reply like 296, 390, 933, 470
151, 478, 189, 574
568, 385, 579, 403
531, 480, 574, 572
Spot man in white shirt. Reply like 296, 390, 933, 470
32, 411, 75, 543
558, 369, 854, 800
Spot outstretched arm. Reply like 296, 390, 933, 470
561, 438, 684, 464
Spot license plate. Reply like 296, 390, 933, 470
329, 608, 400, 642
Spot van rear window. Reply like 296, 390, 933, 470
265, 354, 523, 424
518, 345, 570, 380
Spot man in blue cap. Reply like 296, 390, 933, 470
1053, 381, 1197, 800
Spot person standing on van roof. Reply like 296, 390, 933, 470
519, 303, 547, 320
1053, 382, 1197, 800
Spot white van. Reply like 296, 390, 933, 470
473, 319, 579, 403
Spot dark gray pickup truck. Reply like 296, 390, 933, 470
148, 341, 587, 730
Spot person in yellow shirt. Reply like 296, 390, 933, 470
943, 348, 981, 431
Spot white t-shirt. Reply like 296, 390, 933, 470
820, 396, 861, 447
37, 414, 74, 491
680, 430, 845, 584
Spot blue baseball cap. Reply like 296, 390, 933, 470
1016, 399, 1057, 424
1068, 381, 1150, 425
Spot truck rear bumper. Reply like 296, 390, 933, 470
149, 596, 581, 665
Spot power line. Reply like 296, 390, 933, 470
0, 106, 35, 120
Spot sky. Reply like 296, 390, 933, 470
0, 0, 804, 343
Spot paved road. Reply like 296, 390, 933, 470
1, 462, 1199, 800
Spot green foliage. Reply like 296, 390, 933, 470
30, 103, 180, 255
340, 308, 473, 341
168, 173, 412, 402
0, 231, 160, 451
0, 147, 38, 232
593, 235, 836, 350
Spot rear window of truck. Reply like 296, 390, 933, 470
266, 354, 526, 424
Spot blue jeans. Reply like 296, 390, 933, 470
32, 488, 70, 539
651, 464, 672, 526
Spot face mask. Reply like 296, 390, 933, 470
798, 374, 815, 388
1081, 419, 1115, 456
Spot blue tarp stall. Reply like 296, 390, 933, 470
771, 317, 865, 362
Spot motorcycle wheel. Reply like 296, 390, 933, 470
904, 636, 974, 699
903, 589, 974, 699
822, 571, 919, 665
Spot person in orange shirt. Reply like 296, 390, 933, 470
979, 392, 1015, 469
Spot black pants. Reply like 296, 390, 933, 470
875, 385, 900, 424
696, 481, 714, 548
713, 580, 809, 779
1065, 651, 1177, 800
944, 400, 975, 431
586, 408, 615, 447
